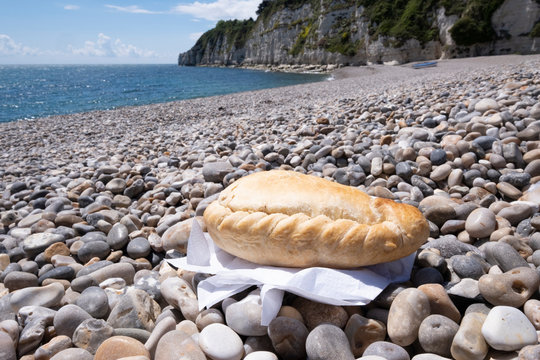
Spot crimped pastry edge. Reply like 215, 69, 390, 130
204, 192, 428, 268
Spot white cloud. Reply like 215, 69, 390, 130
70, 33, 157, 58
0, 34, 39, 56
64, 4, 80, 10
189, 32, 204, 41
105, 4, 162, 14
173, 0, 259, 21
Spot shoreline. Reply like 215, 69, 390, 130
1, 53, 540, 358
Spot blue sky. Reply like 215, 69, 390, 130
0, 0, 260, 64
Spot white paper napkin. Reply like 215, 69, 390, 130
167, 221, 415, 325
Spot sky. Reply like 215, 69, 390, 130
0, 0, 261, 64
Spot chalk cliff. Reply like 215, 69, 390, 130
179, 0, 540, 67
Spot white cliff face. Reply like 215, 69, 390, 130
178, 2, 540, 67
492, 0, 540, 37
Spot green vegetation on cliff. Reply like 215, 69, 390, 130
185, 0, 521, 62
448, 0, 505, 46
193, 19, 255, 52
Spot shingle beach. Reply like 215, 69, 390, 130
2, 54, 540, 359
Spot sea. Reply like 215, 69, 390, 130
0, 64, 329, 123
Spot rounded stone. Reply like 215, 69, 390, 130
465, 208, 496, 239
524, 299, 540, 330
161, 277, 199, 322
43, 242, 70, 262
418, 315, 459, 357
105, 178, 127, 194
305, 324, 355, 360
450, 255, 485, 280
363, 341, 410, 360
10, 282, 65, 311
199, 323, 243, 360
225, 289, 267, 336
417, 284, 461, 323
519, 344, 540, 360
77, 240, 111, 263
267, 316, 308, 360
0, 331, 16, 360
161, 217, 204, 254
154, 329, 206, 360
38, 266, 75, 284
480, 241, 529, 272
50, 348, 94, 360
412, 267, 444, 286
23, 233, 64, 258
3, 271, 38, 291
72, 318, 115, 355
127, 237, 151, 259
107, 223, 129, 250
76, 286, 109, 318
387, 288, 430, 346
292, 297, 348, 331
94, 336, 150, 360
450, 312, 488, 360
430, 149, 447, 166
475, 98, 499, 113
195, 308, 225, 330
107, 288, 160, 332
344, 313, 386, 357
243, 351, 278, 360
481, 306, 538, 351
478, 267, 540, 307
53, 304, 93, 338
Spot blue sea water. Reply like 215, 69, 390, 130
0, 64, 328, 123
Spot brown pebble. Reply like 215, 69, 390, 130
44, 242, 71, 262
292, 297, 348, 330
418, 283, 461, 323
94, 336, 150, 360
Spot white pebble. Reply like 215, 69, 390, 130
481, 306, 538, 351
199, 323, 244, 360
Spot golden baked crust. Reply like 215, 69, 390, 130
203, 170, 429, 268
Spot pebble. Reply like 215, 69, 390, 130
107, 288, 160, 331
94, 336, 150, 360
465, 208, 496, 239
76, 286, 110, 318
418, 314, 459, 357
53, 304, 92, 338
387, 288, 430, 346
243, 352, 278, 360
478, 267, 540, 307
0, 331, 16, 360
481, 306, 538, 351
225, 289, 267, 336
154, 329, 206, 360
199, 323, 244, 360
160, 277, 200, 322
451, 311, 488, 360
10, 282, 65, 311
481, 241, 529, 272
417, 284, 461, 323
305, 324, 355, 360
267, 316, 308, 360
107, 222, 130, 250
50, 348, 94, 360
72, 318, 115, 354
292, 297, 348, 330
343, 314, 385, 357
363, 341, 410, 360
